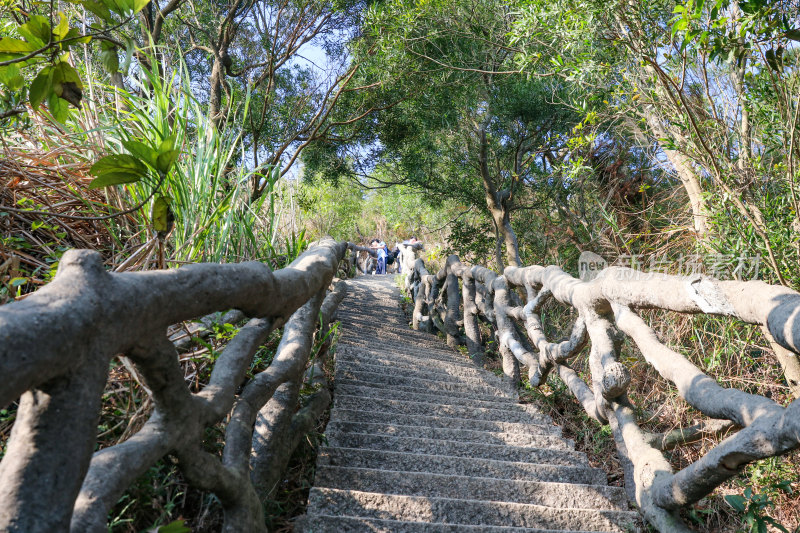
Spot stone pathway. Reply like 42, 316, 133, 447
298, 276, 640, 532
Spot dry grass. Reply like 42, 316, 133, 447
0, 147, 120, 301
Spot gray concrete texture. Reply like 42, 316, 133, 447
299, 276, 640, 532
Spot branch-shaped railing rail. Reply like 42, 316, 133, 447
403, 248, 800, 532
0, 238, 356, 533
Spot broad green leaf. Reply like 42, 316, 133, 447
90, 154, 147, 177
64, 28, 89, 43
724, 494, 747, 512
29, 67, 52, 109
108, 0, 134, 14
672, 17, 688, 34
47, 90, 70, 122
52, 61, 82, 86
132, 0, 152, 14
88, 171, 144, 189
122, 140, 158, 167
53, 13, 70, 40
19, 15, 50, 45
0, 38, 37, 54
155, 134, 179, 172
51, 62, 83, 107
156, 149, 180, 174
151, 196, 172, 233
0, 65, 23, 90
78, 0, 112, 20
88, 153, 148, 188
785, 29, 800, 41
158, 134, 177, 153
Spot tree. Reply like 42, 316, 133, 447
305, 0, 581, 269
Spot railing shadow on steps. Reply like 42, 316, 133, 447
0, 238, 371, 533
397, 244, 800, 532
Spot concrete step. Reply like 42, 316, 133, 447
325, 420, 571, 449
336, 339, 470, 364
306, 488, 641, 532
341, 329, 463, 349
318, 447, 607, 485
336, 316, 447, 337
335, 359, 499, 386
296, 514, 617, 533
325, 432, 589, 466
333, 381, 522, 409
336, 339, 477, 368
335, 359, 510, 391
330, 408, 560, 435
335, 348, 487, 375
333, 371, 520, 406
333, 394, 551, 425
313, 466, 628, 510
335, 351, 492, 379
334, 370, 518, 399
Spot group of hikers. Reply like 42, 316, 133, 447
368, 237, 419, 275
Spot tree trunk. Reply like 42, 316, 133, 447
642, 112, 708, 237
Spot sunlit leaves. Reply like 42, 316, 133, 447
90, 134, 182, 189
151, 196, 174, 234
0, 38, 37, 54
28, 67, 51, 109
89, 155, 149, 188
0, 0, 152, 121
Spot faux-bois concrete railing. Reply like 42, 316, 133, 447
0, 238, 364, 533
400, 245, 800, 532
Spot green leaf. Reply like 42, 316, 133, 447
88, 172, 144, 188
19, 15, 50, 45
724, 494, 747, 512
53, 13, 70, 40
64, 28, 91, 44
9, 277, 28, 287
0, 65, 24, 90
90, 154, 148, 186
155, 134, 180, 173
29, 67, 52, 109
51, 62, 83, 107
158, 134, 176, 153
91, 154, 147, 177
132, 0, 151, 14
120, 36, 134, 73
77, 0, 112, 20
0, 38, 37, 54
151, 195, 173, 233
156, 150, 180, 174
52, 61, 82, 85
785, 29, 800, 42
108, 0, 134, 14
47, 90, 70, 122
122, 140, 158, 166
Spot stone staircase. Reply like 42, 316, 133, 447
298, 276, 641, 532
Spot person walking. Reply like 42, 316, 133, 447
371, 239, 387, 275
